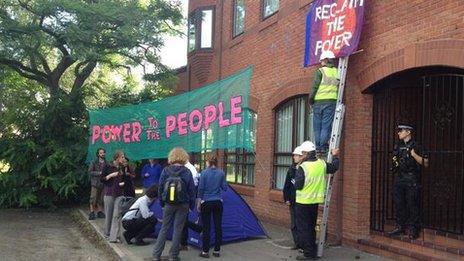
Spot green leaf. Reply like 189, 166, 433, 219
19, 191, 38, 208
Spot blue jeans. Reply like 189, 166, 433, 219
312, 102, 336, 152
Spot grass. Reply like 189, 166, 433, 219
69, 208, 120, 260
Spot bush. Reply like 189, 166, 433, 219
0, 72, 90, 208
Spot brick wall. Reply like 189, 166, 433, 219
343, 0, 464, 242
181, 0, 464, 246
174, 66, 188, 93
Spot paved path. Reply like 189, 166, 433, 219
0, 209, 113, 261
80, 208, 392, 261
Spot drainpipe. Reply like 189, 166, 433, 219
336, 164, 344, 245
218, 0, 224, 81
215, 0, 224, 163
188, 64, 191, 92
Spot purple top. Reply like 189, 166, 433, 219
101, 164, 124, 197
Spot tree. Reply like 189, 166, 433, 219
0, 0, 183, 207
0, 0, 182, 100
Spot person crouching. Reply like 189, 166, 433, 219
122, 184, 159, 246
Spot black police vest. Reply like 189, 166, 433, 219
393, 140, 421, 175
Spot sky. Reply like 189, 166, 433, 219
128, 0, 187, 84
159, 0, 188, 69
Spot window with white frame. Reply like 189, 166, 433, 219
200, 9, 213, 48
188, 7, 214, 52
233, 0, 245, 37
273, 96, 314, 190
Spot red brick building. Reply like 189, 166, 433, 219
176, 1, 464, 259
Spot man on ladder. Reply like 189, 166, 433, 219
294, 141, 340, 260
312, 51, 349, 258
309, 51, 339, 156
302, 0, 365, 256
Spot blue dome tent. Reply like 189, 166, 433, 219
149, 184, 268, 247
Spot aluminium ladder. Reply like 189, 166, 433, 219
317, 56, 349, 257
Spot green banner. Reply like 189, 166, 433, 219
87, 66, 254, 162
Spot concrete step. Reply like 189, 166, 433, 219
375, 226, 464, 257
358, 234, 464, 261
422, 228, 464, 251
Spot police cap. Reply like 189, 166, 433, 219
397, 123, 414, 131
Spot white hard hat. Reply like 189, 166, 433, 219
319, 51, 336, 61
300, 141, 316, 152
292, 146, 303, 156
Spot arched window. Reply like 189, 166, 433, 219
370, 67, 464, 234
273, 95, 313, 190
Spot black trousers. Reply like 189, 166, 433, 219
181, 218, 203, 245
295, 203, 318, 258
122, 216, 157, 242
200, 200, 223, 253
393, 176, 421, 230
289, 204, 298, 247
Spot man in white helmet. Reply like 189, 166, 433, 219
294, 141, 340, 260
283, 146, 305, 250
309, 51, 339, 155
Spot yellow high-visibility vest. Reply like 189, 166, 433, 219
314, 66, 339, 101
295, 160, 326, 204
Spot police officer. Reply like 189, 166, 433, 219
388, 123, 428, 239
294, 141, 340, 260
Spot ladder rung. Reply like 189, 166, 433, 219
318, 56, 348, 257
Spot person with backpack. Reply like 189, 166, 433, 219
122, 184, 159, 246
152, 147, 196, 261
197, 154, 228, 258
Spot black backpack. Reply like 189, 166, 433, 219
119, 196, 138, 217
163, 169, 186, 204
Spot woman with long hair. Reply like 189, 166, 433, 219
101, 150, 126, 243
197, 154, 228, 258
